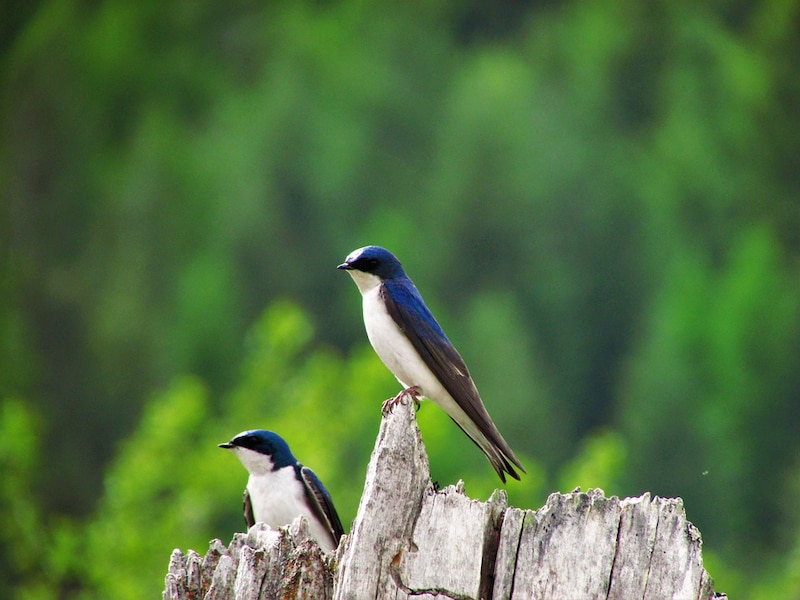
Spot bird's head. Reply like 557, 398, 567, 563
219, 429, 296, 475
337, 246, 406, 293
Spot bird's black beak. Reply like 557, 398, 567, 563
218, 442, 235, 449
337, 262, 351, 270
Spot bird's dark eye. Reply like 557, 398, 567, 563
367, 258, 379, 269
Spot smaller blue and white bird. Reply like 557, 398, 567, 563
338, 245, 525, 482
219, 429, 345, 552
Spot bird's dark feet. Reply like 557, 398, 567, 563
381, 385, 421, 415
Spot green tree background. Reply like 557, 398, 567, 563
2, 1, 799, 598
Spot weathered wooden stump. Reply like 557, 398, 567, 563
164, 400, 724, 600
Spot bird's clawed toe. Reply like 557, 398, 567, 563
381, 385, 421, 415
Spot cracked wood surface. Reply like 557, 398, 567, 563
163, 400, 724, 600
164, 519, 333, 600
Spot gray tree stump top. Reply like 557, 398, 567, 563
164, 399, 724, 600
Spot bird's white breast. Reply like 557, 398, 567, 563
247, 467, 306, 527
347, 271, 490, 452
247, 467, 335, 552
361, 284, 450, 403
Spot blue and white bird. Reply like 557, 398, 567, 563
338, 245, 525, 482
219, 429, 344, 552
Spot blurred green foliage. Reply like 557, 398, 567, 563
1, 0, 799, 598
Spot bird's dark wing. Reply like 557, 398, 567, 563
299, 465, 345, 550
382, 278, 523, 479
381, 278, 489, 419
243, 488, 255, 529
